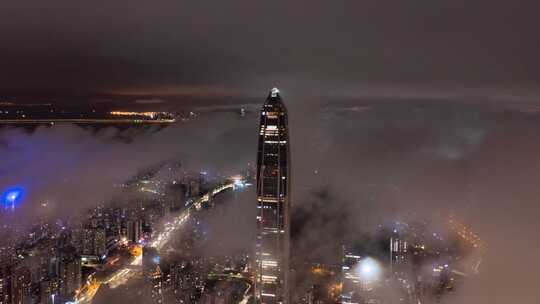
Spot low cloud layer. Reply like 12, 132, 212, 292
2, 99, 540, 303
0, 112, 257, 220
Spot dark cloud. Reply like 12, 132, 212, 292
1, 0, 539, 100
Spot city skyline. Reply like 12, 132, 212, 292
1, 88, 540, 303
2, 1, 540, 303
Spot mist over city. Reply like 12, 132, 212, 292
1, 1, 540, 304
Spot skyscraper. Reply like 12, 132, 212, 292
254, 88, 290, 303
11, 265, 31, 304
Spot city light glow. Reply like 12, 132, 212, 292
1, 187, 25, 210
355, 257, 382, 282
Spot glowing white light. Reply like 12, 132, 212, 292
355, 257, 381, 282
362, 263, 373, 274
271, 87, 280, 97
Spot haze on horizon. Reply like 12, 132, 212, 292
1, 0, 540, 105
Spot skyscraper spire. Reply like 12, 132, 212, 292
254, 88, 290, 303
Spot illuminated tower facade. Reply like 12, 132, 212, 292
254, 88, 290, 303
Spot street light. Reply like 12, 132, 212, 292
355, 257, 382, 282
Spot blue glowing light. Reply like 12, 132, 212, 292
233, 177, 246, 189
1, 187, 26, 210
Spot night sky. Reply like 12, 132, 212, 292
1, 0, 539, 102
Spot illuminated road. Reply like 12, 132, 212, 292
101, 254, 143, 289
73, 274, 101, 304
74, 180, 238, 303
